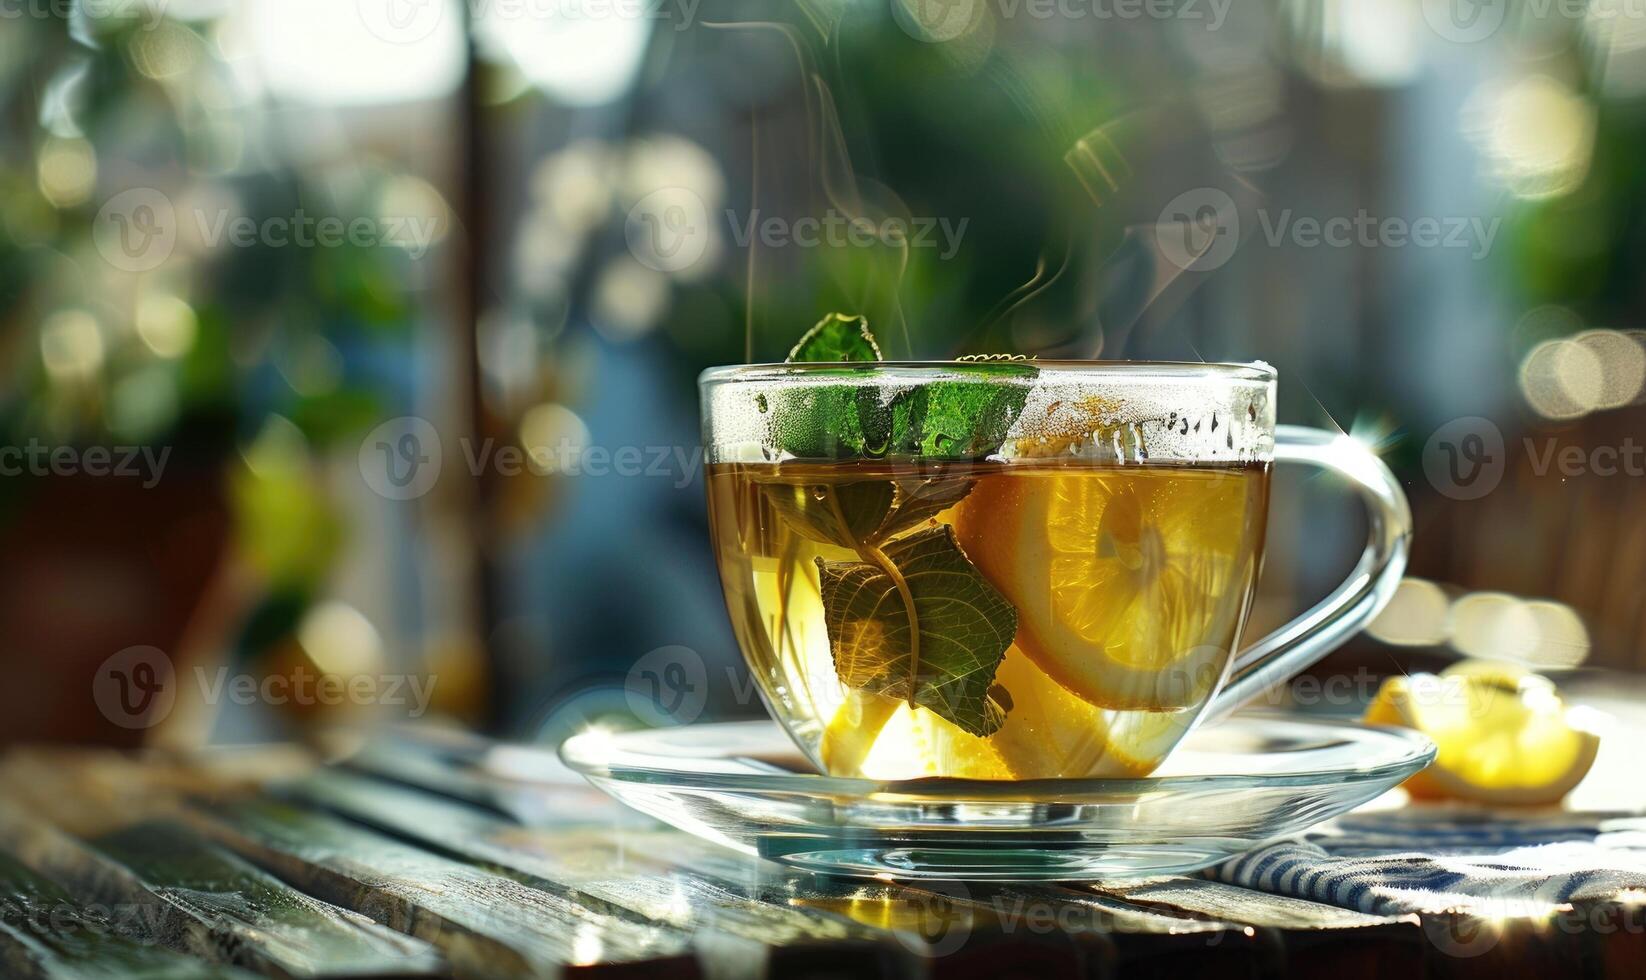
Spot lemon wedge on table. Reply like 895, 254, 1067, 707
953, 470, 1255, 711
1363, 661, 1601, 806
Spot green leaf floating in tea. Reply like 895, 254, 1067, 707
760, 314, 1034, 741
816, 526, 1017, 737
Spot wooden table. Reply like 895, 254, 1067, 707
0, 731, 1639, 979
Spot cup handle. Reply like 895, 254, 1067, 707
1203, 425, 1412, 723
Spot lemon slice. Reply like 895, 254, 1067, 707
1094, 708, 1196, 777
822, 649, 1194, 779
1364, 661, 1600, 806
903, 706, 1015, 779
820, 691, 1013, 779
819, 690, 900, 776
986, 648, 1115, 777
955, 469, 1256, 710
984, 647, 1189, 777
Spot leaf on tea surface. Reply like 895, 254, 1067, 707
767, 389, 863, 459
816, 526, 1016, 736
788, 312, 882, 363
770, 320, 1035, 462
896, 368, 1035, 458
768, 315, 880, 459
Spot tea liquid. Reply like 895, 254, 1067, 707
708, 460, 1270, 780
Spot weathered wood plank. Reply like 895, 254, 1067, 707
284, 769, 914, 978
1586, 898, 1646, 980
16, 742, 1640, 980
280, 753, 1292, 977
340, 735, 637, 830
960, 883, 1266, 980
0, 801, 446, 978
286, 770, 1217, 978
780, 879, 1104, 979
179, 797, 701, 979
1091, 877, 1425, 979
0, 849, 255, 980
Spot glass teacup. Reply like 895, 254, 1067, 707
701, 362, 1408, 780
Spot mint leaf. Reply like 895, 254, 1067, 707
875, 476, 976, 539
762, 480, 894, 549
889, 365, 1036, 459
788, 312, 881, 362
768, 315, 879, 459
815, 525, 1016, 737
767, 385, 867, 459
761, 475, 975, 550
770, 320, 1035, 462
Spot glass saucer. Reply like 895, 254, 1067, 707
560, 715, 1434, 881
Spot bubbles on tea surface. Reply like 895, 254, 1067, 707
704, 366, 1276, 464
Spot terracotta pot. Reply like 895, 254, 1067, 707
0, 461, 230, 746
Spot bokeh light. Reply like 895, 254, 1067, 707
1450, 591, 1540, 662
476, 7, 650, 107
136, 293, 199, 359
1368, 577, 1451, 647
36, 137, 96, 208
1465, 75, 1596, 200
1519, 336, 1603, 419
1574, 329, 1646, 410
520, 403, 590, 476
297, 601, 384, 677
592, 257, 670, 342
1440, 591, 1591, 668
39, 310, 105, 382
1523, 600, 1592, 668
1518, 329, 1646, 419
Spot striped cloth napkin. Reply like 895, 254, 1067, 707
1209, 808, 1646, 915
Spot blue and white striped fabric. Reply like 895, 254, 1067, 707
1209, 809, 1646, 915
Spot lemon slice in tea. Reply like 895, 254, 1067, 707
955, 468, 1258, 711
983, 647, 1188, 777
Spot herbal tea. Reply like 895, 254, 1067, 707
708, 460, 1270, 780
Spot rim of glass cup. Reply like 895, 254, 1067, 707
700, 358, 1278, 465
699, 359, 1276, 386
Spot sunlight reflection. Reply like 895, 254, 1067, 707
477, 8, 649, 107
244, 0, 464, 105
